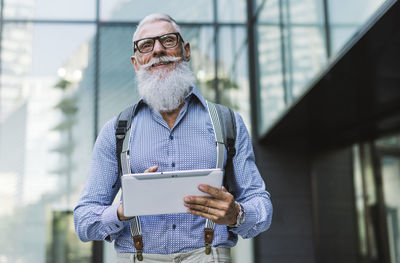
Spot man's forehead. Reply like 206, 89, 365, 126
135, 20, 177, 40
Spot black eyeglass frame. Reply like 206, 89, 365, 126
133, 32, 184, 53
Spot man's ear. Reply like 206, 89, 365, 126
183, 42, 191, 62
131, 56, 139, 72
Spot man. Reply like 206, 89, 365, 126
74, 13, 272, 263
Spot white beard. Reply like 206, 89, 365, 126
136, 56, 196, 113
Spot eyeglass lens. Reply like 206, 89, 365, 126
137, 33, 179, 53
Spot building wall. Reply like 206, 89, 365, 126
253, 144, 360, 263
311, 147, 359, 263
254, 144, 316, 263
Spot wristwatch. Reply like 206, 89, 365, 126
229, 202, 246, 228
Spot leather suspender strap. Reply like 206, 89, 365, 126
130, 217, 144, 261
115, 104, 144, 261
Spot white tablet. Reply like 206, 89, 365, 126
121, 168, 223, 216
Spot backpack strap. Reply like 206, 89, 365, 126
113, 103, 144, 261
207, 101, 237, 196
205, 101, 237, 255
113, 104, 137, 187
214, 103, 237, 197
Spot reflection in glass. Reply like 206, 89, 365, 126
3, 0, 95, 20
181, 26, 216, 103
328, 0, 386, 55
98, 26, 139, 129
286, 0, 324, 24
381, 155, 400, 263
100, 0, 213, 22
47, 210, 91, 263
281, 0, 326, 99
330, 26, 358, 55
354, 143, 382, 262
257, 0, 280, 23
217, 26, 250, 128
0, 24, 95, 262
376, 134, 400, 263
257, 26, 285, 134
328, 0, 386, 24
284, 26, 326, 97
218, 0, 247, 23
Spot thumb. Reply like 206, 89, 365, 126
144, 165, 158, 173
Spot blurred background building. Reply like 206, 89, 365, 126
0, 0, 399, 262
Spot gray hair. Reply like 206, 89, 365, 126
132, 13, 181, 42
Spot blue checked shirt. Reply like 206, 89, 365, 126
74, 87, 272, 254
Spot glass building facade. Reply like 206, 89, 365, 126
0, 0, 395, 262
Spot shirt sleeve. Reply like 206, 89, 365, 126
228, 112, 273, 238
73, 117, 129, 242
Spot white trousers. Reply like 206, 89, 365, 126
116, 247, 231, 263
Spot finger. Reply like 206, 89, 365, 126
184, 196, 213, 207
144, 165, 158, 173
184, 202, 225, 216
221, 186, 228, 193
198, 184, 226, 199
184, 196, 230, 212
186, 208, 219, 222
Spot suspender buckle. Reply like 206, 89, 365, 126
136, 250, 143, 261
205, 244, 211, 255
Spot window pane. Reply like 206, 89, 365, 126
257, 26, 285, 134
218, 26, 250, 129
3, 0, 95, 20
328, 0, 386, 24
98, 26, 138, 129
218, 0, 247, 23
0, 23, 95, 262
284, 26, 327, 98
381, 154, 400, 263
328, 0, 386, 55
257, 0, 280, 24
182, 25, 216, 103
330, 26, 358, 54
100, 0, 213, 22
285, 0, 325, 24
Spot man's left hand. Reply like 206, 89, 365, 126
184, 185, 239, 226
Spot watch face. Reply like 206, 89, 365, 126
239, 211, 245, 224
238, 204, 245, 225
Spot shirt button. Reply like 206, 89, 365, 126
172, 224, 176, 230
171, 162, 176, 167
169, 135, 174, 140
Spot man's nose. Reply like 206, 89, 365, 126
152, 39, 166, 56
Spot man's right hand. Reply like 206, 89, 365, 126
117, 165, 159, 221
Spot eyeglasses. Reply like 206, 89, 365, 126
134, 32, 184, 53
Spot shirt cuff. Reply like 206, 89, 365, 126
228, 202, 256, 237
101, 202, 127, 240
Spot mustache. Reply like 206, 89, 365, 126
138, 56, 183, 70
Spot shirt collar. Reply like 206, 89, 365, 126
184, 86, 207, 109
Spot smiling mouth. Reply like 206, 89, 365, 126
151, 61, 174, 68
